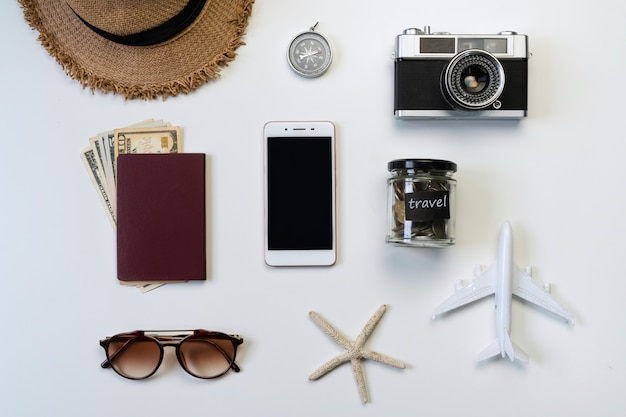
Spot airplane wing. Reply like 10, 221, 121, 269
512, 266, 575, 325
433, 264, 496, 317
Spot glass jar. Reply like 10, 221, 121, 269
386, 159, 457, 247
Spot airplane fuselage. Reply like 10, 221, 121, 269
495, 222, 514, 358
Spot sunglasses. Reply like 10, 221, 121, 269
99, 330, 243, 380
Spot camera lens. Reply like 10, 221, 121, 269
462, 68, 487, 93
442, 49, 505, 110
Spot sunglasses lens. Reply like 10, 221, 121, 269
106, 335, 161, 379
179, 335, 236, 378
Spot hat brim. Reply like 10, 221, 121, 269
19, 0, 255, 99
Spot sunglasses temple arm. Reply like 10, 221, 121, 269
99, 339, 111, 368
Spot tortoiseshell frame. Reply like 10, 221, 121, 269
99, 329, 243, 380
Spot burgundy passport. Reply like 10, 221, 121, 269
116, 153, 206, 282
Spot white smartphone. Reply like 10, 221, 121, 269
263, 121, 336, 266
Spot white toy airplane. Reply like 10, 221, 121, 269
433, 221, 574, 364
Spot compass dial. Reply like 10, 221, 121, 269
288, 31, 332, 78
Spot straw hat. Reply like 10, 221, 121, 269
19, 0, 255, 99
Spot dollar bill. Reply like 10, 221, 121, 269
113, 125, 182, 162
139, 283, 165, 293
81, 146, 116, 227
88, 136, 109, 191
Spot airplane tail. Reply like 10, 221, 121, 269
478, 339, 500, 362
478, 333, 529, 364
504, 334, 529, 364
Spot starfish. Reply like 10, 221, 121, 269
308, 304, 406, 404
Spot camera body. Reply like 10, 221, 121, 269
394, 27, 528, 119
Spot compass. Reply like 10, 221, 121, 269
287, 22, 333, 78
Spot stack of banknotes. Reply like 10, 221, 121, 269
81, 119, 183, 292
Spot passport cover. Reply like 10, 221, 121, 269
116, 153, 206, 282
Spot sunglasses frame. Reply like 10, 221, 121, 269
100, 329, 243, 380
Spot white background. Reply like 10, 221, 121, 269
1, 1, 624, 415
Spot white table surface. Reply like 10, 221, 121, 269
1, 1, 624, 415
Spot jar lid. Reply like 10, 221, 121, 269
387, 159, 457, 172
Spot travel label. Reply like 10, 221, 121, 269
404, 191, 450, 222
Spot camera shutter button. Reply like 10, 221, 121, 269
498, 31, 518, 35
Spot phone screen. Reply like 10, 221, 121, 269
267, 136, 333, 250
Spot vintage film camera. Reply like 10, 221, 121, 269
394, 27, 528, 119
